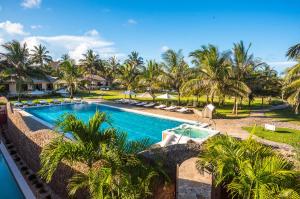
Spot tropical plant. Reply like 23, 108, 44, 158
58, 60, 82, 98
98, 56, 120, 87
189, 45, 232, 104
286, 43, 300, 59
0, 40, 31, 100
79, 49, 99, 93
139, 60, 162, 101
197, 132, 300, 199
116, 52, 144, 96
161, 49, 190, 104
39, 111, 167, 198
283, 59, 300, 114
30, 44, 52, 68
61, 53, 71, 62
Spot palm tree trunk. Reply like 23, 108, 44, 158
232, 97, 236, 114
261, 97, 264, 105
295, 102, 299, 115
178, 89, 181, 105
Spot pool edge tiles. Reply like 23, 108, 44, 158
0, 143, 36, 199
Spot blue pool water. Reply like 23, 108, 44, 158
0, 151, 24, 199
25, 103, 183, 143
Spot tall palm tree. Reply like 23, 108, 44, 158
30, 44, 52, 68
286, 43, 300, 59
98, 56, 120, 87
79, 49, 99, 93
61, 53, 71, 62
197, 133, 300, 198
139, 60, 162, 101
190, 45, 232, 103
283, 59, 300, 114
59, 60, 82, 98
116, 52, 144, 97
0, 40, 31, 100
161, 49, 190, 104
40, 111, 163, 198
231, 41, 256, 114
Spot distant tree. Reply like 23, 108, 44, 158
98, 56, 120, 87
79, 49, 99, 93
286, 43, 300, 59
161, 49, 190, 105
61, 54, 71, 62
59, 60, 82, 98
139, 60, 163, 101
0, 40, 31, 100
30, 44, 52, 68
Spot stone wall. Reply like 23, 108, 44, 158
6, 101, 88, 198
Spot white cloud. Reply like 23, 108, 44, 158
21, 0, 41, 8
85, 29, 99, 37
30, 25, 42, 30
0, 20, 28, 35
267, 61, 297, 73
127, 19, 137, 25
161, 45, 169, 52
22, 33, 121, 61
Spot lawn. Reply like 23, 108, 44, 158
265, 108, 300, 125
242, 126, 300, 147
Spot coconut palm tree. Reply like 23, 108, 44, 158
98, 56, 120, 87
161, 49, 190, 105
0, 40, 31, 100
30, 44, 52, 68
283, 60, 300, 114
197, 133, 300, 198
79, 49, 99, 93
61, 53, 71, 62
116, 52, 144, 97
139, 60, 162, 101
189, 45, 232, 103
40, 111, 164, 198
286, 43, 300, 59
59, 60, 82, 98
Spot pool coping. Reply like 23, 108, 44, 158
17, 102, 199, 131
0, 142, 36, 199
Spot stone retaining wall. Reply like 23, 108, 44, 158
6, 101, 88, 198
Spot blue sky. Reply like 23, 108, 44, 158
0, 0, 299, 72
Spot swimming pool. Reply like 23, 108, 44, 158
0, 151, 24, 199
24, 103, 185, 143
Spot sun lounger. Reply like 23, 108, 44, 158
136, 102, 147, 106
39, 100, 48, 105
25, 101, 35, 106
154, 104, 166, 109
144, 102, 156, 107
129, 100, 139, 105
73, 98, 82, 103
115, 99, 124, 103
14, 102, 23, 107
53, 99, 61, 104
63, 98, 71, 103
176, 107, 193, 113
163, 106, 177, 111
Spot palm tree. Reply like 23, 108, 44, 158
59, 60, 82, 98
189, 45, 232, 103
61, 53, 71, 62
79, 49, 99, 93
40, 111, 164, 198
98, 56, 120, 87
0, 40, 31, 100
286, 43, 300, 59
30, 44, 52, 68
139, 60, 162, 101
283, 60, 300, 114
116, 52, 144, 97
197, 133, 300, 198
161, 49, 190, 105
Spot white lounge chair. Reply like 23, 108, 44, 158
176, 107, 193, 113
163, 106, 177, 111
25, 101, 35, 106
154, 104, 166, 109
115, 99, 125, 103
53, 99, 61, 104
129, 100, 139, 105
14, 102, 23, 107
73, 98, 82, 103
144, 102, 156, 108
39, 100, 48, 105
63, 98, 71, 103
136, 102, 147, 106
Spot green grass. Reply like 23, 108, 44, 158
243, 126, 300, 147
265, 108, 300, 125
9, 89, 282, 118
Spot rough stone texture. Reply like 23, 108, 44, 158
177, 158, 211, 199
6, 102, 88, 198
